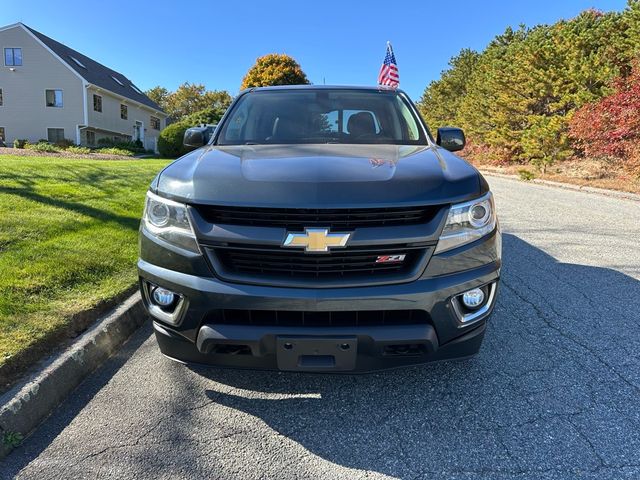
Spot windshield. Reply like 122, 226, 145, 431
216, 89, 428, 146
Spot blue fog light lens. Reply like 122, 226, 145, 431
152, 287, 175, 307
462, 288, 485, 309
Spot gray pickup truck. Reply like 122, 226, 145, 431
138, 85, 501, 372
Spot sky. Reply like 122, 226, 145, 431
1, 0, 629, 100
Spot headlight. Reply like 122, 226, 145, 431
142, 191, 200, 253
434, 192, 496, 254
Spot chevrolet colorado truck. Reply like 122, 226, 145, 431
138, 85, 501, 372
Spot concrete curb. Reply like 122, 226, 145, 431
0, 292, 145, 458
480, 170, 640, 202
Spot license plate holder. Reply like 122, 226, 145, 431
276, 336, 357, 371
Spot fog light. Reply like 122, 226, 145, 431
462, 288, 485, 309
152, 287, 176, 307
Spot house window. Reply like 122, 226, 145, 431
150, 116, 161, 130
0, 88, 3, 106
93, 94, 102, 112
121, 104, 128, 120
86, 130, 95, 146
47, 128, 65, 143
0, 127, 5, 142
4, 48, 22, 66
45, 89, 63, 108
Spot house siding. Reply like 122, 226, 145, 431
0, 25, 84, 144
85, 86, 166, 151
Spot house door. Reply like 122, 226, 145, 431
134, 121, 144, 142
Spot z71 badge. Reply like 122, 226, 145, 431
375, 254, 406, 264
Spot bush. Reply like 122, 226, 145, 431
55, 138, 76, 149
569, 63, 640, 162
96, 138, 145, 153
158, 121, 190, 158
24, 142, 61, 153
66, 145, 92, 155
96, 147, 135, 157
518, 169, 536, 181
13, 139, 28, 149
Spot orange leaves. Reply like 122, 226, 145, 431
240, 54, 309, 90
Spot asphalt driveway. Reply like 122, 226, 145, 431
2, 176, 640, 479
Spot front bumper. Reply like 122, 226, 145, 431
152, 319, 488, 372
138, 229, 500, 372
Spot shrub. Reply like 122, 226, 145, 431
13, 139, 28, 149
96, 147, 135, 157
67, 145, 92, 155
24, 142, 61, 153
96, 138, 146, 153
518, 169, 536, 181
55, 138, 76, 149
158, 121, 190, 158
569, 63, 640, 162
116, 142, 145, 153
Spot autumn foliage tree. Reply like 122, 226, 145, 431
154, 86, 233, 158
146, 83, 232, 121
240, 54, 309, 89
418, 1, 640, 173
569, 63, 640, 172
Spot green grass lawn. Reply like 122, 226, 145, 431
0, 155, 171, 373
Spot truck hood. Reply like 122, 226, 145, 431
155, 144, 481, 207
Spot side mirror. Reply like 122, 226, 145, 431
205, 125, 217, 142
183, 127, 207, 148
436, 127, 466, 152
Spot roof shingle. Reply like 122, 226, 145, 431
23, 24, 164, 112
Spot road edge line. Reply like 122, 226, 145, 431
0, 292, 145, 458
480, 170, 640, 202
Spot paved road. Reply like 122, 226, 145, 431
2, 176, 640, 480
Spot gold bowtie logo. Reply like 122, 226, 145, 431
283, 228, 352, 253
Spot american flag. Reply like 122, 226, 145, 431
378, 42, 399, 88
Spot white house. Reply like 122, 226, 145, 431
0, 23, 167, 151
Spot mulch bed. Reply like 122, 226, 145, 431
0, 147, 138, 160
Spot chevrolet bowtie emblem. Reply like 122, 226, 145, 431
283, 228, 352, 253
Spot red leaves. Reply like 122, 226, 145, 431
569, 63, 640, 160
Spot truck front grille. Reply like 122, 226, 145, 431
193, 205, 440, 229
207, 244, 428, 284
205, 309, 430, 327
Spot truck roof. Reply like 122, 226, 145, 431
243, 84, 404, 94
